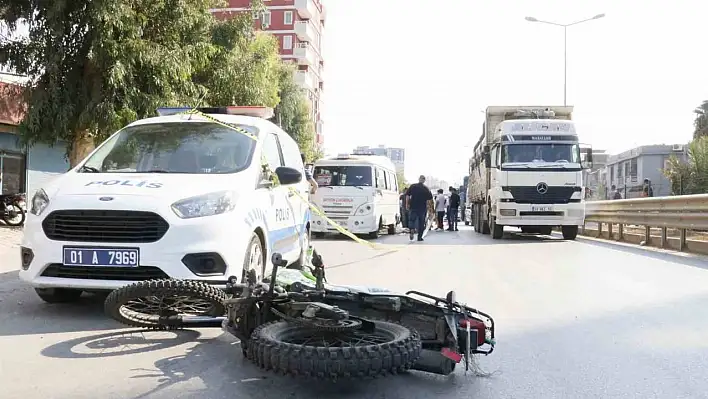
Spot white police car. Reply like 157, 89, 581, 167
19, 106, 311, 303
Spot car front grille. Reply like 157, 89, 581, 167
41, 264, 169, 281
42, 210, 169, 243
505, 186, 578, 204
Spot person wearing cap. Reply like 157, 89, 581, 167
405, 175, 433, 241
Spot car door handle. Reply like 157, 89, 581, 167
288, 191, 295, 197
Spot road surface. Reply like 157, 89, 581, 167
1, 225, 708, 399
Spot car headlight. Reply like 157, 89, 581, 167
30, 189, 50, 216
355, 203, 374, 215
171, 191, 237, 219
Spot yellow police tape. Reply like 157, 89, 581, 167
178, 108, 422, 250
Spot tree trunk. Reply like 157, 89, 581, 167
68, 131, 96, 168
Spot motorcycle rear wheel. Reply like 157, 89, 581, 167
3, 204, 25, 226
104, 279, 227, 329
247, 320, 422, 380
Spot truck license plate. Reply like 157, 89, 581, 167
531, 206, 553, 212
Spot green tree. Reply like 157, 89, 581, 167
664, 136, 708, 195
396, 171, 408, 192
0, 0, 219, 166
273, 62, 317, 161
694, 100, 708, 139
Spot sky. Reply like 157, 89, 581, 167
319, 0, 708, 184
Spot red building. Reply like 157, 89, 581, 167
212, 0, 326, 147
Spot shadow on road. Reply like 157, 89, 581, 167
0, 271, 120, 336
41, 329, 202, 359
124, 332, 468, 399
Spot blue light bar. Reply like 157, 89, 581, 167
156, 107, 192, 116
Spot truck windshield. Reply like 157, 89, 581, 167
313, 165, 373, 187
502, 144, 580, 164
80, 122, 257, 174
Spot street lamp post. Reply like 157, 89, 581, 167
524, 13, 605, 106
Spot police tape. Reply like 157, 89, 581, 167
178, 108, 415, 250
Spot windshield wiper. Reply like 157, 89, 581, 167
142, 169, 171, 173
79, 165, 100, 173
502, 163, 530, 168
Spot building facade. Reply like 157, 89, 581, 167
352, 145, 405, 175
603, 144, 688, 199
212, 0, 326, 147
0, 72, 69, 197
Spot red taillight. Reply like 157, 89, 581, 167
459, 318, 487, 346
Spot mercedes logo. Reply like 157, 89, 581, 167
536, 182, 548, 194
99, 196, 114, 201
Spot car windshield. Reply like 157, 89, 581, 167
80, 122, 258, 174
502, 143, 580, 164
313, 165, 373, 187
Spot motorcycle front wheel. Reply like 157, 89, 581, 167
246, 320, 422, 380
104, 279, 227, 329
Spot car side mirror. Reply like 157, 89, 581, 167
275, 166, 303, 185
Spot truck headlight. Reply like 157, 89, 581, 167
355, 203, 374, 215
171, 191, 237, 219
30, 189, 50, 216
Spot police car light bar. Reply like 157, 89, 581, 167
156, 106, 274, 119
156, 107, 192, 116
225, 106, 274, 119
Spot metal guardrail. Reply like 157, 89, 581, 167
583, 194, 708, 253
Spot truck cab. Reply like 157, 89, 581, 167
468, 106, 592, 240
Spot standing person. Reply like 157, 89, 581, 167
399, 191, 408, 229
610, 185, 622, 200
642, 178, 654, 197
434, 189, 446, 230
405, 175, 433, 242
448, 187, 460, 231
301, 154, 318, 194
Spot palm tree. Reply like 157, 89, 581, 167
694, 100, 708, 139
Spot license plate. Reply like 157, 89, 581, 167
531, 206, 553, 212
63, 247, 140, 267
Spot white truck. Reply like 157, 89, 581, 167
467, 106, 592, 240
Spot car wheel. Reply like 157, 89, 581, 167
243, 233, 266, 281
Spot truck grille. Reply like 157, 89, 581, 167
42, 210, 169, 243
41, 264, 169, 281
505, 186, 578, 204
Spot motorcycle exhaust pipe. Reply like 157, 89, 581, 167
410, 349, 457, 375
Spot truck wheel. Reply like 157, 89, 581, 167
490, 216, 503, 239
539, 227, 553, 235
562, 226, 578, 240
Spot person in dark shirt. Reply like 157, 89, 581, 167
447, 187, 460, 231
405, 175, 433, 241
399, 192, 408, 229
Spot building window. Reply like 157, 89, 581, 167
261, 11, 271, 27
284, 11, 293, 25
282, 35, 293, 50
0, 151, 27, 195
628, 158, 638, 182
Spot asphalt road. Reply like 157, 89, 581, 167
2, 225, 708, 399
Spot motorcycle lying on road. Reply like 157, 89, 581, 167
104, 250, 496, 381
0, 193, 26, 226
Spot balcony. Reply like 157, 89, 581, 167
294, 43, 318, 66
295, 21, 317, 43
294, 70, 317, 92
295, 0, 319, 19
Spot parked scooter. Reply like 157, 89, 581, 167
0, 193, 26, 226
